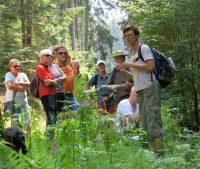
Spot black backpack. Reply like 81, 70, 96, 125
137, 45, 175, 88
30, 73, 43, 98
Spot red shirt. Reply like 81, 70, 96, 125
36, 62, 56, 97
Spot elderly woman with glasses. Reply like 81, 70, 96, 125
35, 49, 58, 136
52, 44, 79, 111
48, 49, 67, 112
4, 59, 31, 133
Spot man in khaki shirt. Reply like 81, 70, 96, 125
108, 50, 134, 106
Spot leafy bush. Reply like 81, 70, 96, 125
0, 103, 199, 169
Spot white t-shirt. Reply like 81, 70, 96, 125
4, 72, 29, 102
115, 99, 139, 127
131, 44, 154, 91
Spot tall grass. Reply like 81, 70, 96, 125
0, 105, 199, 169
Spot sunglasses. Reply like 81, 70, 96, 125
44, 55, 53, 58
57, 52, 66, 55
12, 65, 20, 68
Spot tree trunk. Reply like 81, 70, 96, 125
68, 0, 76, 50
84, 0, 89, 51
74, 0, 79, 50
21, 0, 26, 47
187, 75, 199, 127
26, 0, 32, 47
20, 0, 32, 48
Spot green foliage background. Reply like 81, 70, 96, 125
0, 0, 200, 168
118, 0, 200, 129
0, 104, 199, 169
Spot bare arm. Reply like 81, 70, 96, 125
122, 81, 134, 89
16, 81, 30, 89
123, 69, 133, 77
124, 114, 140, 123
115, 65, 133, 77
55, 75, 67, 84
44, 79, 58, 86
6, 81, 28, 91
120, 59, 154, 73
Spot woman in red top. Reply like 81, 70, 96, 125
35, 49, 58, 131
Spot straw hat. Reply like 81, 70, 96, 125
113, 50, 128, 57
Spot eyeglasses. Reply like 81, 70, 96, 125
44, 55, 53, 58
12, 65, 20, 68
57, 52, 66, 55
124, 33, 135, 38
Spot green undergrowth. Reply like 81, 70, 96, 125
0, 105, 199, 169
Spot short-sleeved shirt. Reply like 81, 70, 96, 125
36, 62, 56, 98
108, 68, 133, 98
115, 99, 139, 127
49, 63, 64, 93
4, 72, 29, 102
131, 44, 154, 91
60, 62, 74, 93
87, 73, 114, 106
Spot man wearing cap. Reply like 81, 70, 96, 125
85, 60, 116, 115
108, 50, 134, 105
36, 49, 57, 131
52, 44, 79, 111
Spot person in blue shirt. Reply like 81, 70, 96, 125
85, 60, 115, 115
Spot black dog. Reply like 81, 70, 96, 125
1, 127, 27, 154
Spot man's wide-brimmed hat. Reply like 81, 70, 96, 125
113, 50, 128, 57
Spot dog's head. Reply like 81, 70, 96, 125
2, 127, 27, 154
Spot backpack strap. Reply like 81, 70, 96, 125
35, 73, 44, 87
135, 44, 144, 62
94, 73, 99, 88
107, 68, 118, 85
136, 44, 154, 82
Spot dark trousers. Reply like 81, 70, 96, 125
41, 95, 57, 126
56, 93, 66, 112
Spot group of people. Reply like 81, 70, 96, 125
2, 25, 164, 156
85, 25, 164, 155
3, 45, 80, 134
84, 52, 138, 124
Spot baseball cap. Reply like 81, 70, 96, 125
97, 60, 106, 66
